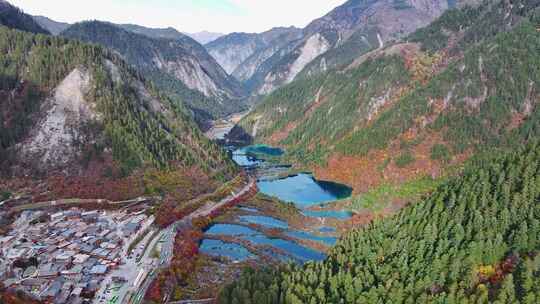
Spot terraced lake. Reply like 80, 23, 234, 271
202, 145, 353, 264
202, 223, 327, 263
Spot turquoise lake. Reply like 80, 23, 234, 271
257, 173, 352, 208
202, 145, 352, 264
199, 239, 254, 262
204, 223, 326, 263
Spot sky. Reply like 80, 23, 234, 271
9, 0, 345, 34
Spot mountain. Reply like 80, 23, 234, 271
220, 141, 540, 303
206, 27, 302, 77
212, 0, 467, 96
61, 21, 247, 128
0, 0, 49, 34
255, 0, 465, 95
0, 22, 236, 179
32, 15, 69, 35
235, 0, 540, 193
121, 25, 223, 44
119, 23, 187, 40
186, 31, 223, 44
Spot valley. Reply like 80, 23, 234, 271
0, 0, 539, 303
204, 112, 248, 141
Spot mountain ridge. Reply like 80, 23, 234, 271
61, 21, 248, 128
0, 1, 49, 34
206, 26, 303, 77
32, 15, 69, 35
208, 0, 470, 96
186, 30, 223, 44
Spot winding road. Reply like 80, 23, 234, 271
132, 177, 257, 304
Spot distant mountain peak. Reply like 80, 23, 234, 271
184, 31, 224, 44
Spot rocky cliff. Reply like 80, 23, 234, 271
206, 26, 302, 77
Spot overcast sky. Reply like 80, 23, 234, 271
9, 0, 345, 34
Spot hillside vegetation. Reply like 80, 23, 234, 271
0, 25, 236, 178
61, 21, 247, 128
0, 1, 48, 34
219, 141, 540, 304
238, 0, 540, 190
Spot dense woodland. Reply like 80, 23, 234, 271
0, 25, 236, 178
219, 141, 540, 304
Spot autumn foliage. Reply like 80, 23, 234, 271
146, 176, 258, 301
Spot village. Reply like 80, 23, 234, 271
0, 208, 160, 304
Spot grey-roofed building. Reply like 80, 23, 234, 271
122, 222, 139, 235
80, 244, 94, 254
23, 266, 37, 278
89, 264, 107, 275
37, 263, 57, 278
41, 280, 62, 299
21, 278, 47, 287
81, 210, 99, 218
55, 289, 71, 304
61, 265, 83, 276
37, 270, 58, 279
55, 250, 75, 262
71, 286, 83, 297
2, 278, 18, 288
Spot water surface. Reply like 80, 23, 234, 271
285, 231, 338, 246
302, 209, 353, 219
258, 173, 352, 208
319, 227, 337, 233
203, 223, 325, 263
200, 239, 254, 261
243, 234, 325, 262
206, 224, 259, 236
238, 215, 289, 229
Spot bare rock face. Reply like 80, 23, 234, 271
232, 44, 282, 82
287, 34, 331, 83
258, 33, 331, 95
20, 68, 95, 171
206, 33, 264, 75
158, 55, 223, 98
206, 27, 303, 80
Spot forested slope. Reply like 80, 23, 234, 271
237, 0, 540, 191
219, 141, 540, 304
0, 25, 236, 178
0, 0, 48, 34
